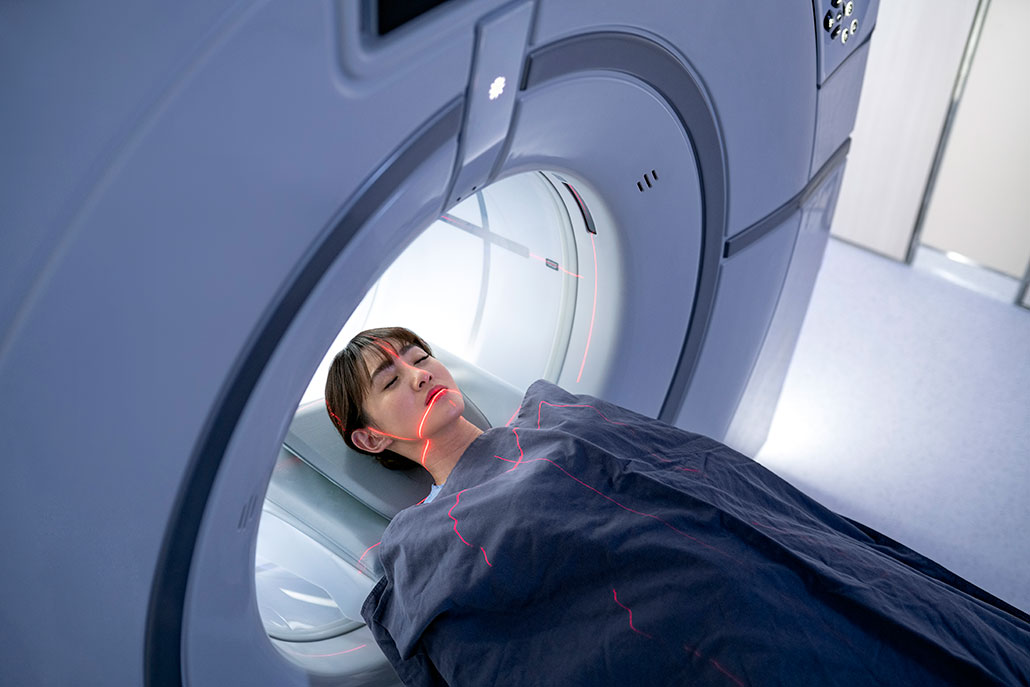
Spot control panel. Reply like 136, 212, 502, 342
814, 0, 879, 84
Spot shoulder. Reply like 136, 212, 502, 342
507, 379, 583, 427
524, 378, 578, 403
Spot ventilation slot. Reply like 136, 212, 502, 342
637, 169, 660, 192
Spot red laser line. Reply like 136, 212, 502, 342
529, 252, 583, 278
370, 429, 418, 442
612, 589, 652, 639
683, 645, 746, 687
709, 658, 747, 687
576, 232, 599, 383
357, 541, 381, 574
370, 338, 403, 368
418, 388, 449, 438
360, 543, 381, 564
448, 490, 472, 547
503, 428, 525, 471
445, 489, 493, 566
504, 406, 520, 427
326, 400, 344, 428
417, 389, 453, 465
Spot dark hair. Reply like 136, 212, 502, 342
324, 326, 433, 470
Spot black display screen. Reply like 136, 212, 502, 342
375, 0, 455, 36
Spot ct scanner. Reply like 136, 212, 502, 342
0, 1, 880, 684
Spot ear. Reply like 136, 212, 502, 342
351, 427, 393, 454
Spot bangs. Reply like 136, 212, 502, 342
345, 326, 433, 393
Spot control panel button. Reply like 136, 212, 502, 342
841, 27, 850, 43
851, 19, 859, 34
844, 1, 855, 16
824, 10, 836, 30
831, 25, 842, 40
831, 0, 842, 7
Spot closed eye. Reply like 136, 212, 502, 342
382, 354, 428, 390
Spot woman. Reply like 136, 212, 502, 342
323, 326, 482, 498
325, 327, 1030, 687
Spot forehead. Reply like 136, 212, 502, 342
360, 339, 416, 378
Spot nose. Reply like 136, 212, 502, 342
407, 362, 431, 388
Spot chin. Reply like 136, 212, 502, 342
431, 390, 465, 428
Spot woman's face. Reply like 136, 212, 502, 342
359, 340, 465, 443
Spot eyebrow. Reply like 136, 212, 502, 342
371, 343, 415, 383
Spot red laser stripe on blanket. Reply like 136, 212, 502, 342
683, 644, 747, 687
448, 490, 473, 547
612, 588, 652, 639
357, 541, 381, 574
446, 489, 493, 567
536, 401, 633, 430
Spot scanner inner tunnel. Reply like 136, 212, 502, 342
255, 170, 607, 671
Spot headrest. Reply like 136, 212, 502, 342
284, 347, 523, 519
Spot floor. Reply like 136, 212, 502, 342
755, 237, 1030, 613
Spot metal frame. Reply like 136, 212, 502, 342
1017, 257, 1030, 309
905, 0, 992, 265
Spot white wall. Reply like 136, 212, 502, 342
831, 1, 978, 260
920, 0, 1030, 279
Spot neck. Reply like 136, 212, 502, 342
394, 416, 483, 485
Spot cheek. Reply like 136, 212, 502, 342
430, 362, 455, 385
368, 398, 412, 431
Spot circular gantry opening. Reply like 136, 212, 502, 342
252, 170, 608, 675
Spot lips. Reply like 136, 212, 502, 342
425, 385, 448, 406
